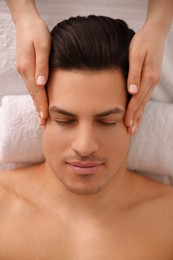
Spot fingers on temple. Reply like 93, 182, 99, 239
19, 67, 49, 123
131, 85, 155, 124
125, 58, 160, 124
125, 79, 158, 134
28, 81, 49, 121
23, 76, 41, 115
127, 116, 142, 135
34, 87, 49, 120
15, 44, 49, 123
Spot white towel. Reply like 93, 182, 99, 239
128, 101, 173, 177
0, 95, 173, 178
0, 95, 44, 165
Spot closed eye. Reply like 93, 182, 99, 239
54, 119, 76, 125
97, 121, 118, 127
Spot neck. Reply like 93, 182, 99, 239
37, 162, 132, 221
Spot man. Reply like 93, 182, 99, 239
0, 15, 173, 260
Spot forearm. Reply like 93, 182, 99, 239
5, 0, 40, 24
146, 0, 173, 36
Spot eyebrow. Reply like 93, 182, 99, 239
49, 106, 124, 117
94, 108, 124, 117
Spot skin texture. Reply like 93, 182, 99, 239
0, 69, 173, 259
5, 0, 173, 130
42, 69, 129, 196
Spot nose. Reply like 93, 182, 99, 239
71, 123, 99, 157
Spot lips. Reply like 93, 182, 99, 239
65, 161, 105, 175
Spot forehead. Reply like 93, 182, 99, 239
47, 69, 127, 112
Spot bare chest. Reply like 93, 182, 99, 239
0, 214, 172, 260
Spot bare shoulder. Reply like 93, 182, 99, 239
0, 168, 24, 206
128, 172, 173, 249
0, 169, 16, 198
130, 171, 173, 221
144, 178, 173, 244
130, 170, 173, 195
0, 167, 25, 188
0, 169, 21, 222
0, 165, 41, 210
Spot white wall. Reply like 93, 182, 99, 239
0, 0, 173, 103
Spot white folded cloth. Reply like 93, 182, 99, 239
128, 101, 173, 177
0, 95, 44, 165
0, 95, 173, 178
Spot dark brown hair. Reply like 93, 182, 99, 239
50, 15, 135, 78
49, 15, 135, 102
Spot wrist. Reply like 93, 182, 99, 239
143, 18, 171, 39
14, 11, 41, 26
6, 0, 40, 25
145, 0, 173, 38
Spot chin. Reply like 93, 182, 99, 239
60, 176, 107, 196
65, 184, 105, 196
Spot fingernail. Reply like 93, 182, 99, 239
129, 84, 138, 94
132, 124, 137, 134
130, 119, 133, 127
40, 111, 44, 119
39, 120, 45, 128
37, 75, 46, 85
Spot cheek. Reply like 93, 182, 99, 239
42, 121, 65, 159
103, 123, 129, 159
42, 120, 129, 161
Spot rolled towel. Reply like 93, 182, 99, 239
0, 95, 44, 165
128, 101, 173, 177
0, 95, 173, 178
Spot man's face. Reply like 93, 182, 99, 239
42, 69, 129, 195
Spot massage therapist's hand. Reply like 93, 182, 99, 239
16, 16, 51, 125
125, 23, 164, 134
125, 0, 173, 135
5, 0, 51, 125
